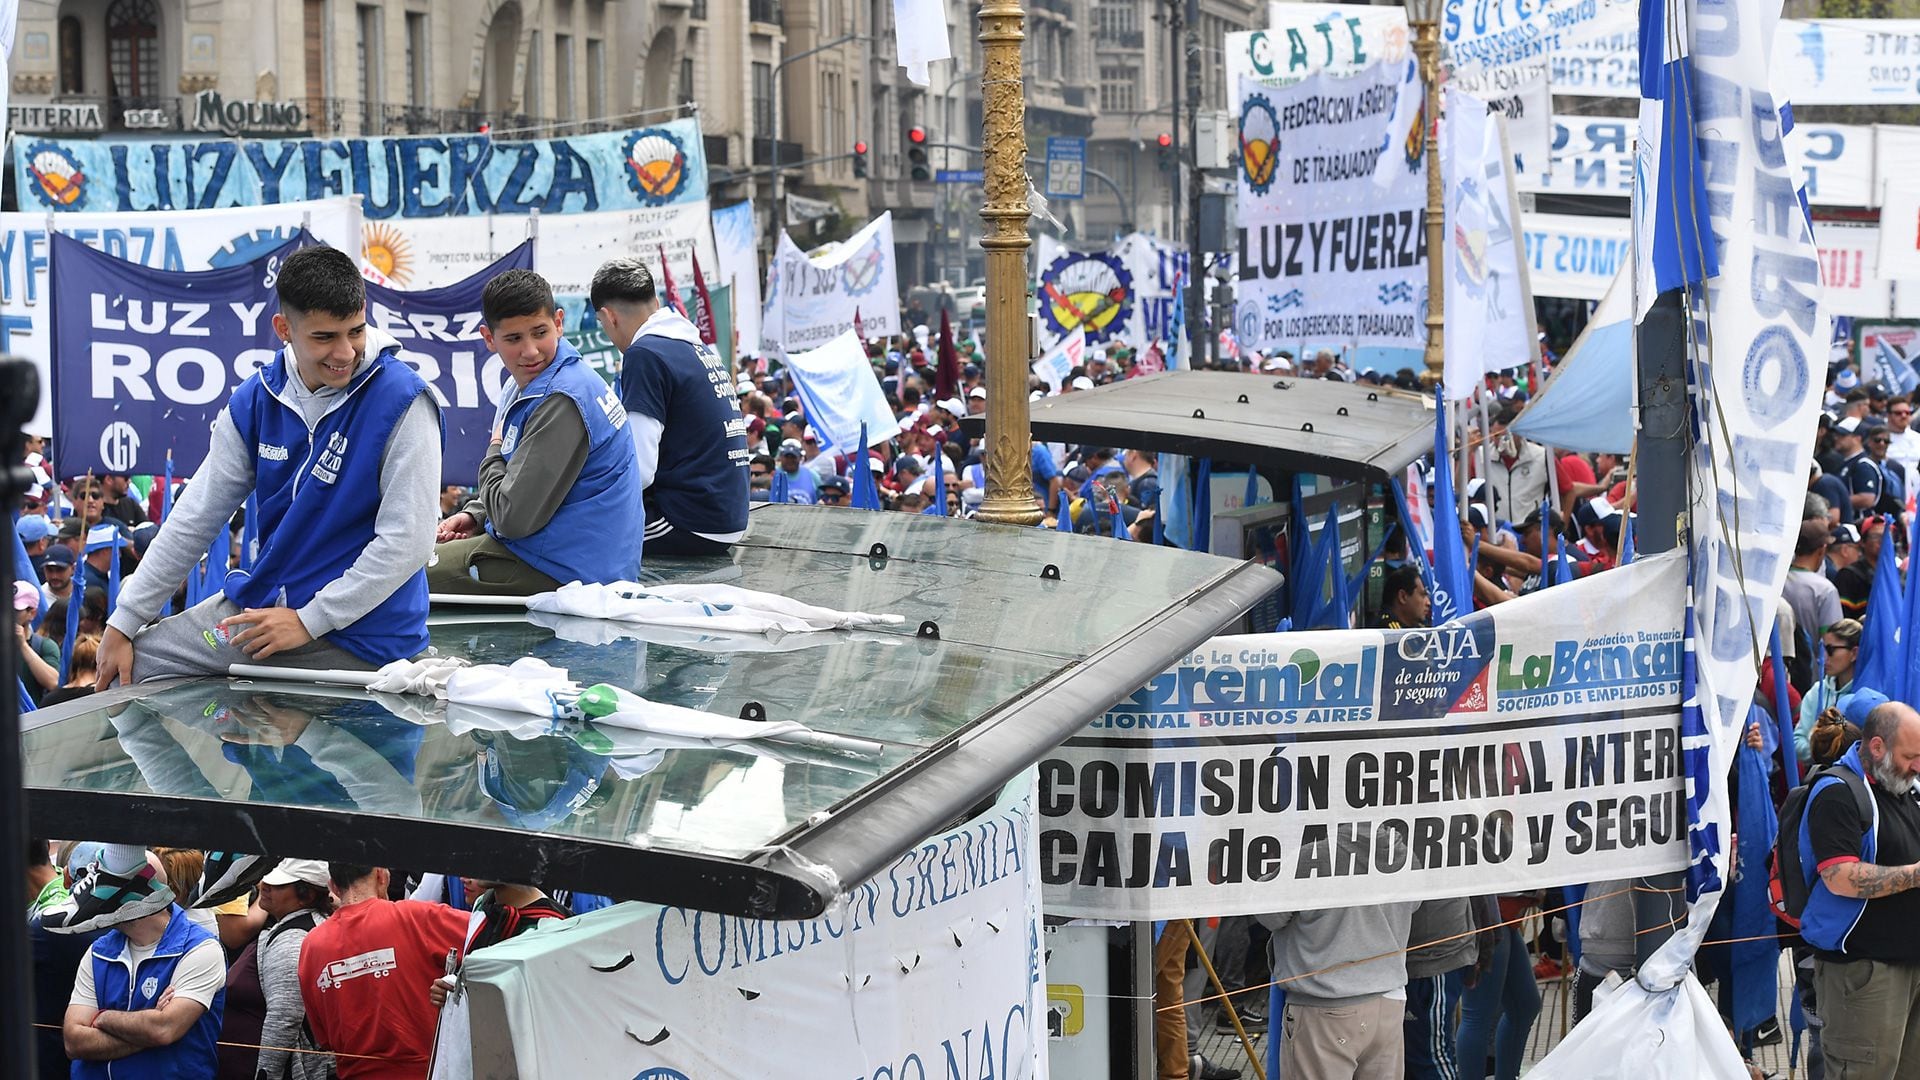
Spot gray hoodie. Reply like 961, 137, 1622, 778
1260, 901, 1420, 1008
1406, 896, 1480, 979
1577, 878, 1637, 976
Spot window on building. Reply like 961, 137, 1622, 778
1099, 65, 1136, 113
58, 17, 84, 94
679, 55, 693, 104
405, 12, 428, 108
749, 0, 781, 25
691, 0, 707, 19
555, 33, 574, 120
356, 4, 381, 129
585, 38, 604, 119
752, 61, 773, 136
1095, 0, 1138, 43
106, 0, 161, 101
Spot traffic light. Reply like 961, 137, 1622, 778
907, 125, 930, 181
1156, 132, 1173, 171
853, 140, 868, 178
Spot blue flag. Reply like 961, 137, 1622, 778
1852, 519, 1905, 698
1905, 512, 1920, 705
1730, 740, 1781, 1035
1191, 459, 1212, 552
1057, 489, 1074, 533
1387, 477, 1439, 616
1429, 392, 1472, 623
1635, 0, 1717, 302
1769, 628, 1800, 789
1167, 272, 1186, 371
849, 424, 883, 511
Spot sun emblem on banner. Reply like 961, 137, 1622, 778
839, 234, 886, 297
622, 128, 689, 206
25, 141, 87, 208
361, 223, 415, 287
1038, 251, 1133, 345
1238, 94, 1281, 195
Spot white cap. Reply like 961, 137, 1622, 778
1070, 376, 1095, 391
1836, 415, 1864, 434
936, 397, 965, 415
968, 386, 987, 399
259, 858, 331, 889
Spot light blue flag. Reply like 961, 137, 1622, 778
1634, 0, 1717, 309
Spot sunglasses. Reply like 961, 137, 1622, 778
1894, 409, 1913, 417
750, 470, 770, 478
1824, 642, 1855, 654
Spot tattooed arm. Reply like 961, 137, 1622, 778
1819, 860, 1920, 900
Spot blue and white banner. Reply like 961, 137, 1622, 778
711, 201, 762, 358
782, 330, 901, 454
1443, 88, 1535, 398
2, 198, 362, 439
1033, 232, 1189, 351
1773, 20, 1920, 106
48, 230, 303, 477
365, 242, 537, 485
1520, 212, 1630, 302
1234, 63, 1427, 355
456, 779, 1046, 1080
1038, 552, 1689, 920
1522, 117, 1872, 203
1442, 0, 1638, 93
14, 119, 710, 218
761, 213, 901, 353
1224, 5, 1412, 107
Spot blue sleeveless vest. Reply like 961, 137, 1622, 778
224, 347, 440, 663
1798, 744, 1880, 955
486, 342, 644, 584
76, 906, 225, 1080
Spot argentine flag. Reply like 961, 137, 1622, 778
1633, 0, 1718, 321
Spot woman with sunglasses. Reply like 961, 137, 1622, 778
1795, 617, 1864, 766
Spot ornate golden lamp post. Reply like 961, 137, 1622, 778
1405, 0, 1446, 386
972, 0, 1044, 526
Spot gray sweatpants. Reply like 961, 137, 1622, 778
129, 594, 372, 683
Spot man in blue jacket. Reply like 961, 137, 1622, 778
97, 243, 443, 687
433, 269, 644, 591
591, 258, 749, 556
61, 852, 226, 1080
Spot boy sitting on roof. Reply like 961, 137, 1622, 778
97, 245, 443, 690
431, 270, 644, 593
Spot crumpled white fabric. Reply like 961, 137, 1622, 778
1525, 970, 1748, 1080
526, 610, 901, 653
443, 658, 587, 718
366, 656, 472, 696
525, 581, 905, 636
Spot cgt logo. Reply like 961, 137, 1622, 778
623, 128, 690, 205
1038, 251, 1132, 344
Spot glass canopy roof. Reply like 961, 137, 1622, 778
23, 506, 1279, 917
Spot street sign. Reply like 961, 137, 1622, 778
936, 169, 984, 183
1044, 136, 1085, 200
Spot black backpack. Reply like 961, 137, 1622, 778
1770, 764, 1873, 929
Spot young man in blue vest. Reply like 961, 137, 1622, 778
47, 245, 443, 934
432, 269, 644, 592
61, 851, 226, 1080
591, 257, 750, 556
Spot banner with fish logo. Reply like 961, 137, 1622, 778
760, 212, 901, 354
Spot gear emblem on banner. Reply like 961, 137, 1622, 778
622, 128, 690, 206
1037, 250, 1132, 345
1237, 94, 1281, 195
24, 141, 87, 208
839, 234, 887, 297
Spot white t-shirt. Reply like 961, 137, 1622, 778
71, 936, 227, 1011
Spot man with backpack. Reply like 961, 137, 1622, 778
1785, 700, 1920, 1079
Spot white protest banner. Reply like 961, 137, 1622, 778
1034, 232, 1189, 351
1794, 123, 1875, 207
1520, 213, 1630, 301
763, 212, 902, 354
1441, 0, 1637, 92
1878, 130, 1920, 281
1545, 28, 1640, 97
1038, 552, 1689, 921
1773, 20, 1920, 106
1480, 69, 1553, 181
1520, 117, 1872, 201
0, 197, 361, 438
362, 204, 719, 297
458, 781, 1046, 1080
1233, 63, 1426, 356
1818, 223, 1895, 318
782, 329, 900, 454
1443, 89, 1534, 398
1224, 5, 1411, 107
711, 200, 762, 358
1033, 328, 1085, 393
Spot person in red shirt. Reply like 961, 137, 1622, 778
298, 864, 468, 1079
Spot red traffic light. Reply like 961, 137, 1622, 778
1156, 132, 1172, 148
854, 140, 868, 154
908, 126, 927, 144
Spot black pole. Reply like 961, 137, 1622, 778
1, 356, 41, 1079
1633, 290, 1690, 963
1167, 0, 1182, 243
1183, 0, 1203, 370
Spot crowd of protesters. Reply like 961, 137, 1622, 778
10, 247, 1920, 1080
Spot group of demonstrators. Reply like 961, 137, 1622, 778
8, 241, 1920, 1080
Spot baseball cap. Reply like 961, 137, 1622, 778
818, 477, 850, 494
935, 397, 965, 415
1844, 688, 1891, 727
1070, 376, 1095, 391
259, 858, 332, 889
1466, 503, 1493, 529
43, 546, 75, 568
1835, 415, 1865, 435
1829, 523, 1862, 545
129, 521, 160, 558
84, 523, 127, 553
968, 386, 987, 399
12, 581, 38, 611
1834, 367, 1861, 391
778, 439, 803, 456
735, 376, 755, 395
15, 515, 51, 544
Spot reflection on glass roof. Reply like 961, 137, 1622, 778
23, 507, 1264, 891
